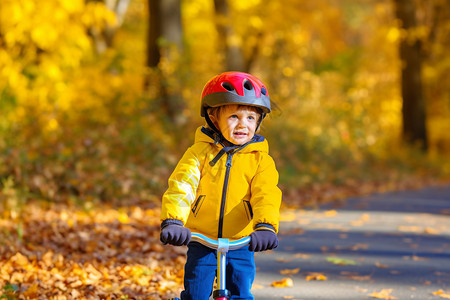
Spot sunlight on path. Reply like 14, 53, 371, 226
252, 186, 450, 300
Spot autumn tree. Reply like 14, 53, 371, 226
394, 0, 428, 150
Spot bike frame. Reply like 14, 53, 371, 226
190, 233, 251, 300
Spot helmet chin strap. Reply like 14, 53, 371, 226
203, 109, 230, 146
255, 113, 266, 132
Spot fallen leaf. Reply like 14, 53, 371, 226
71, 289, 81, 298
42, 251, 54, 267
324, 210, 337, 217
402, 255, 428, 261
280, 268, 300, 275
118, 211, 130, 223
341, 272, 372, 281
305, 273, 327, 281
411, 255, 429, 261
361, 213, 370, 221
350, 220, 364, 226
346, 275, 371, 281
375, 262, 389, 268
276, 257, 293, 263
350, 243, 369, 251
272, 278, 294, 288
294, 253, 310, 259
424, 227, 440, 235
23, 283, 39, 298
368, 289, 398, 299
327, 257, 358, 265
10, 252, 29, 267
433, 290, 450, 298
398, 225, 422, 233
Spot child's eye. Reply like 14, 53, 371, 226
248, 115, 256, 120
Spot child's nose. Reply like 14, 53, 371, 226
237, 118, 246, 126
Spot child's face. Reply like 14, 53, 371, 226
212, 105, 260, 145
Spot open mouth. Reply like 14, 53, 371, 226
233, 132, 247, 137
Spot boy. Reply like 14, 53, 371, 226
160, 72, 282, 300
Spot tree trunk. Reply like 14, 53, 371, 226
394, 0, 428, 150
146, 0, 161, 69
160, 0, 183, 49
213, 0, 245, 71
145, 0, 184, 124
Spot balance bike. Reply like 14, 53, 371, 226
170, 232, 251, 300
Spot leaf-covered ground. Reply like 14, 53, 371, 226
0, 203, 185, 299
1, 178, 449, 299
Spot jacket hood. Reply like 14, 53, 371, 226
194, 126, 269, 154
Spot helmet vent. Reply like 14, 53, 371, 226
261, 87, 267, 95
243, 80, 253, 91
222, 82, 235, 91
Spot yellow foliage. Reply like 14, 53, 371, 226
0, 0, 117, 132
0, 0, 448, 207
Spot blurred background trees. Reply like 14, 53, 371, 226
0, 0, 449, 207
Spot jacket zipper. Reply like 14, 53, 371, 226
218, 152, 233, 238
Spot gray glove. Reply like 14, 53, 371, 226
249, 230, 278, 252
160, 224, 191, 246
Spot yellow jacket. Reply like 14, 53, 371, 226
160, 126, 282, 240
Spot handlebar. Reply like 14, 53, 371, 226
190, 233, 250, 252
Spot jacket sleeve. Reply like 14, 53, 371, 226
160, 146, 203, 225
250, 154, 282, 233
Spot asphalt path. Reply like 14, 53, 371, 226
252, 185, 450, 300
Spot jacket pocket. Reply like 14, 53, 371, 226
192, 195, 206, 217
243, 200, 253, 221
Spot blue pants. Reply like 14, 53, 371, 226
180, 242, 255, 300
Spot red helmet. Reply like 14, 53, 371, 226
200, 72, 271, 117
